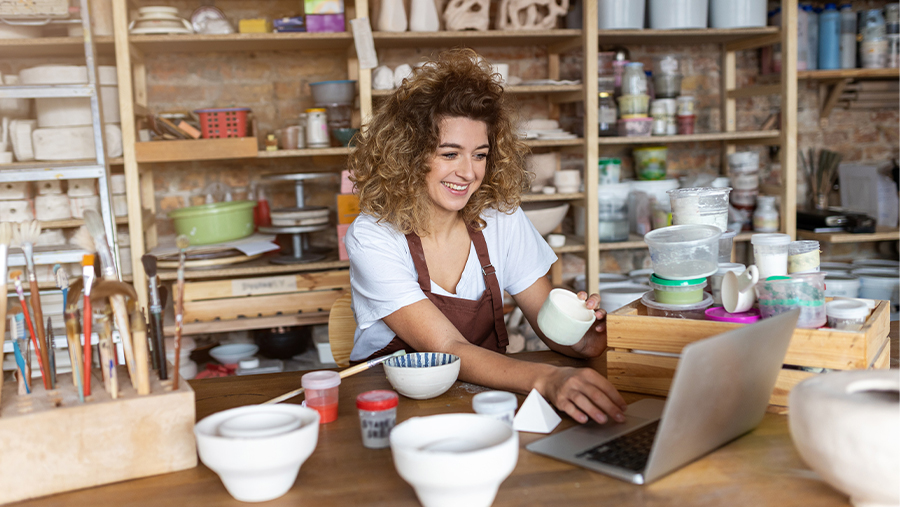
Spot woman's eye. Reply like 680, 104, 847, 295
475, 153, 488, 161
441, 152, 457, 159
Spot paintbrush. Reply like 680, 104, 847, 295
10, 270, 49, 389
0, 222, 13, 404
46, 317, 56, 388
54, 264, 69, 312
96, 306, 118, 399
64, 303, 85, 403
141, 254, 167, 379
262, 350, 407, 405
10, 313, 30, 394
81, 255, 95, 396
82, 212, 139, 391
14, 220, 52, 389
172, 235, 189, 390
130, 306, 151, 395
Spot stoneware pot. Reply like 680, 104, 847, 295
788, 370, 900, 507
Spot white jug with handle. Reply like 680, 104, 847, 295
722, 265, 759, 314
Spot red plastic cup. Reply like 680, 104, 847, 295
302, 371, 341, 424
676, 114, 696, 135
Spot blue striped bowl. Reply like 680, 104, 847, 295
383, 353, 461, 400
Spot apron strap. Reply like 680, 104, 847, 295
467, 226, 509, 348
405, 232, 432, 293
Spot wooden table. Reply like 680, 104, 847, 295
11, 350, 860, 507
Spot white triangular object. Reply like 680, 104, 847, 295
513, 389, 561, 433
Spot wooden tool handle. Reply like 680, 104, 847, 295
172, 278, 185, 390
130, 312, 151, 395
29, 279, 52, 390
83, 297, 92, 396
109, 294, 137, 391
65, 312, 85, 402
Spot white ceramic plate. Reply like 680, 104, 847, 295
129, 26, 193, 35
537, 132, 578, 140
133, 13, 184, 21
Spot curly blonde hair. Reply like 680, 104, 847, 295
348, 48, 531, 235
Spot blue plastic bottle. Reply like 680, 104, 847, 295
808, 5, 820, 70
819, 3, 842, 69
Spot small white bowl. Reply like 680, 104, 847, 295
195, 405, 320, 502
383, 352, 460, 400
522, 202, 569, 236
390, 413, 518, 507
209, 343, 259, 365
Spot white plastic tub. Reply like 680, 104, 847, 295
599, 284, 651, 313
824, 273, 861, 298
710, 0, 766, 28
599, 0, 645, 29
825, 299, 870, 331
641, 291, 714, 320
649, 0, 708, 29
644, 224, 721, 280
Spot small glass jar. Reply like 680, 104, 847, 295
598, 157, 621, 184
753, 195, 779, 232
356, 390, 398, 449
305, 108, 330, 148
650, 100, 667, 136
472, 391, 518, 426
788, 240, 820, 274
825, 299, 870, 331
302, 370, 341, 424
598, 92, 618, 137
621, 62, 647, 96
751, 233, 791, 281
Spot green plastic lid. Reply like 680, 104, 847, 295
650, 273, 706, 286
766, 276, 791, 281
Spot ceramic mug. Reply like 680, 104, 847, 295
721, 265, 759, 314
490, 63, 509, 84
537, 288, 596, 346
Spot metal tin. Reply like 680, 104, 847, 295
305, 108, 329, 148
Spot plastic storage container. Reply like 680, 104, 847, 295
756, 273, 827, 329
704, 306, 762, 323
753, 195, 779, 232
644, 224, 722, 280
168, 200, 256, 246
852, 268, 900, 318
598, 0, 645, 29
649, 274, 707, 304
617, 94, 650, 115
824, 273, 861, 298
598, 192, 629, 242
668, 187, 732, 232
195, 107, 250, 138
788, 240, 820, 273
302, 371, 341, 424
598, 284, 651, 312
621, 63, 648, 96
641, 291, 714, 319
825, 299, 870, 331
718, 229, 737, 262
633, 146, 667, 181
472, 391, 518, 426
710, 0, 767, 28
820, 261, 853, 274
751, 233, 791, 280
649, 0, 708, 29
356, 390, 398, 449
707, 262, 746, 305
618, 117, 653, 137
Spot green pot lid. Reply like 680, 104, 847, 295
650, 273, 706, 286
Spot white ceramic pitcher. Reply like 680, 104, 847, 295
722, 265, 759, 314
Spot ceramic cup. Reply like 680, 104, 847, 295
553, 170, 581, 193
537, 288, 596, 346
721, 264, 759, 314
491, 63, 509, 84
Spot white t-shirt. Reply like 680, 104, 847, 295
346, 207, 557, 361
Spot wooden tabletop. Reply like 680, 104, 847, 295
11, 349, 859, 507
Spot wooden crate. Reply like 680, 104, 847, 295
135, 135, 258, 162
606, 299, 892, 411
182, 269, 350, 322
0, 368, 196, 504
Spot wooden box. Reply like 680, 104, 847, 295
606, 299, 892, 412
135, 134, 258, 163
0, 369, 196, 504
183, 269, 350, 322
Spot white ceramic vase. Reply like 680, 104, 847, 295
378, 0, 408, 32
409, 0, 439, 31
788, 370, 900, 507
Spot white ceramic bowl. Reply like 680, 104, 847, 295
195, 405, 320, 502
390, 413, 518, 507
209, 343, 259, 365
789, 370, 899, 507
522, 202, 569, 236
383, 352, 460, 400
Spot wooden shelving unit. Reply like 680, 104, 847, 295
797, 227, 900, 244
0, 35, 114, 57
597, 130, 781, 146
799, 67, 900, 122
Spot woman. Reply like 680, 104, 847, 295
345, 48, 626, 425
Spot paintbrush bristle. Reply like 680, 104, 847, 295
54, 264, 69, 289
13, 220, 41, 245
66, 278, 84, 309
9, 269, 22, 280
141, 254, 157, 278
72, 226, 95, 253
175, 235, 190, 250
82, 254, 95, 267
0, 222, 12, 246
82, 210, 106, 239
89, 280, 138, 302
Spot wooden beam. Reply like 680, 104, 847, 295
726, 84, 781, 99
583, 0, 599, 296
725, 32, 782, 52
781, 0, 799, 239
820, 78, 850, 124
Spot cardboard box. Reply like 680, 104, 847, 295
337, 223, 350, 260
340, 169, 354, 194
239, 18, 271, 33
304, 0, 344, 14
336, 193, 359, 224
306, 13, 344, 32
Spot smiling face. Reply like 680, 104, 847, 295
425, 116, 490, 222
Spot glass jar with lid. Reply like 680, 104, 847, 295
598, 92, 617, 137
753, 195, 779, 232
620, 62, 648, 96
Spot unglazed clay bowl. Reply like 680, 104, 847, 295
522, 201, 569, 236
383, 352, 460, 400
390, 414, 518, 507
195, 405, 320, 502
789, 370, 900, 507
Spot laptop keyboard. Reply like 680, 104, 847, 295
575, 421, 660, 472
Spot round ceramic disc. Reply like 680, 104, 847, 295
218, 411, 302, 438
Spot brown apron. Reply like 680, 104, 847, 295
358, 226, 508, 362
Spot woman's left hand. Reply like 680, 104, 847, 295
570, 291, 607, 357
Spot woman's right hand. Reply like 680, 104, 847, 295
537, 366, 628, 425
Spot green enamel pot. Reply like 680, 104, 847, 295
168, 200, 256, 245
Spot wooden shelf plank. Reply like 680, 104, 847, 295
373, 29, 581, 49
797, 227, 900, 243
521, 191, 584, 202
0, 36, 115, 57
156, 257, 349, 281
525, 138, 584, 148
552, 234, 586, 254
371, 83, 583, 97
257, 147, 351, 158
597, 27, 779, 46
798, 68, 900, 80
598, 234, 648, 251
597, 130, 780, 146
174, 312, 331, 337
1, 157, 123, 168
128, 32, 353, 53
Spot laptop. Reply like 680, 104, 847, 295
527, 309, 800, 485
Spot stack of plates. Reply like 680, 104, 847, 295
129, 6, 193, 35
518, 118, 578, 140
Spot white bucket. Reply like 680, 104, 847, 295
709, 0, 766, 28
598, 0, 645, 29
649, 0, 709, 29
824, 273, 861, 298
599, 284, 650, 313
853, 268, 899, 319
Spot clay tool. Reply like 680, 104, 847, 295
83, 212, 139, 391
129, 307, 151, 395
64, 301, 85, 403
81, 255, 95, 396
96, 306, 118, 398
11, 314, 30, 394
172, 235, 189, 390
142, 254, 167, 379
262, 350, 407, 405
15, 220, 52, 389
0, 222, 13, 404
46, 317, 57, 388
11, 271, 49, 389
